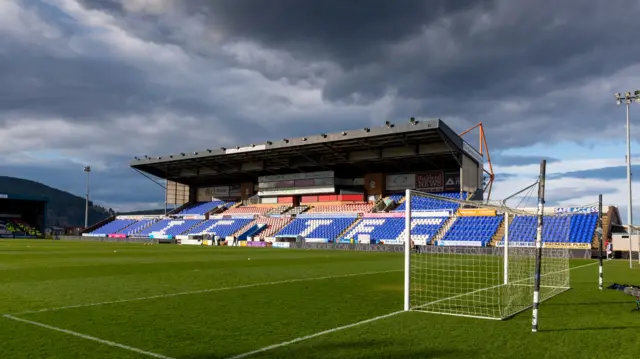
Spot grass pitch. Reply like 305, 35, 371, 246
0, 240, 638, 359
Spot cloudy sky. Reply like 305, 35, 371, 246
1, 0, 640, 220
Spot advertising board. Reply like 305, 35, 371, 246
554, 207, 598, 214
386, 174, 416, 191
415, 171, 444, 192
272, 242, 290, 248
443, 171, 461, 192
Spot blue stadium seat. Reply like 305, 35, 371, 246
388, 194, 404, 203
90, 219, 136, 235
342, 217, 446, 244
136, 219, 202, 237
276, 217, 356, 241
118, 219, 156, 236
177, 201, 224, 215
187, 218, 253, 237
503, 213, 596, 244
394, 192, 467, 212
440, 216, 502, 246
410, 218, 447, 243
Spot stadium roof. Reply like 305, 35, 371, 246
130, 118, 482, 186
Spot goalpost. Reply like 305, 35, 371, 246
403, 169, 571, 322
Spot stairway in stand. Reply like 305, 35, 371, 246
491, 214, 508, 247
430, 215, 458, 244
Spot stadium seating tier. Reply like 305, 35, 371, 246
276, 217, 357, 241
177, 201, 224, 215
394, 192, 467, 212
440, 216, 503, 245
89, 219, 136, 235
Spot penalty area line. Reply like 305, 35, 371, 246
3, 314, 176, 359
226, 261, 600, 359
225, 310, 405, 359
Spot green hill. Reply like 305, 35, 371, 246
0, 176, 114, 228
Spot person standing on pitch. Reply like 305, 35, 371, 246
606, 240, 613, 260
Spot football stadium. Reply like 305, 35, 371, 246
1, 119, 639, 359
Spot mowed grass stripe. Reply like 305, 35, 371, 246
10, 269, 401, 315
0, 241, 401, 314
18, 271, 404, 358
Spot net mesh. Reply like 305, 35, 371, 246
406, 190, 571, 320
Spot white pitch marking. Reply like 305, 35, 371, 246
9, 269, 402, 315
226, 261, 599, 359
225, 310, 405, 359
3, 314, 176, 359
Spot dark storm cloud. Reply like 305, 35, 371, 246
3, 0, 640, 210
493, 155, 560, 167
73, 0, 640, 149
493, 173, 518, 183
0, 53, 155, 121
546, 186, 618, 205
551, 165, 640, 181
0, 157, 164, 209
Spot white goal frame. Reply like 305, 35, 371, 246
403, 189, 571, 321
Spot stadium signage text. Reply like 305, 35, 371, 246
257, 186, 335, 196
224, 144, 266, 154
258, 171, 334, 183
437, 240, 485, 247
443, 172, 461, 192
415, 171, 444, 192
554, 207, 598, 214
272, 242, 290, 248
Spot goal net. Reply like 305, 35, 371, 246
403, 189, 571, 320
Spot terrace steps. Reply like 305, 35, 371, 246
430, 215, 457, 244
491, 214, 508, 246
337, 217, 363, 240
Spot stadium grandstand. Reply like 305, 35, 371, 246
80, 118, 620, 255
0, 193, 46, 238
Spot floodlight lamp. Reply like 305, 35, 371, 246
342, 131, 347, 136
266, 141, 272, 145
83, 166, 91, 172
627, 99, 632, 104
221, 147, 226, 151
635, 98, 640, 104
626, 92, 632, 98
617, 99, 622, 105
616, 93, 621, 99
158, 157, 161, 160
134, 156, 139, 160
283, 139, 289, 143
180, 153, 185, 156
364, 127, 370, 132
321, 133, 327, 138
193, 152, 197, 155
236, 146, 240, 150
635, 90, 640, 96
206, 149, 211, 152
302, 137, 307, 141
410, 117, 416, 124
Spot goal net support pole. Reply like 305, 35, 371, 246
532, 159, 546, 333
598, 194, 604, 291
404, 188, 411, 311
504, 212, 509, 285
